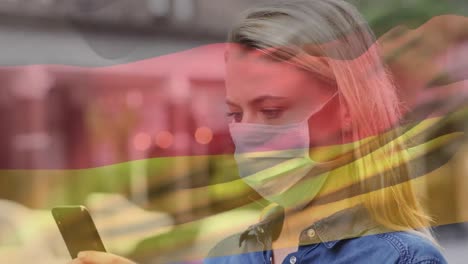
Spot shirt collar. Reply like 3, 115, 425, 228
241, 204, 379, 249
300, 205, 379, 248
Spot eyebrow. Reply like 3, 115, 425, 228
225, 99, 240, 107
226, 95, 288, 107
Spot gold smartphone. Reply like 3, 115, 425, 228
52, 206, 106, 258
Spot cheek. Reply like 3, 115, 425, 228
307, 98, 343, 146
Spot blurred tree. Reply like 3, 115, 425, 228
356, 0, 465, 37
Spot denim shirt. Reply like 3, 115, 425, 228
204, 206, 447, 264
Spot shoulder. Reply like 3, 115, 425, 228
333, 231, 446, 264
371, 231, 446, 264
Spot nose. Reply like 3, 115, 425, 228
240, 112, 261, 124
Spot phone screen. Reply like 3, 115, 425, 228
52, 206, 106, 259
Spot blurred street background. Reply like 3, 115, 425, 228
0, 0, 467, 263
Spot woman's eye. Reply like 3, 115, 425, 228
261, 109, 283, 119
226, 112, 243, 122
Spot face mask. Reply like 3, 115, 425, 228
229, 92, 338, 208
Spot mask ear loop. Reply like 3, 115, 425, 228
311, 90, 340, 117
304, 90, 339, 158
304, 90, 340, 134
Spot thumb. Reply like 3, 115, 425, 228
78, 251, 135, 264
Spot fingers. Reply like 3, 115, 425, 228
69, 251, 136, 264
67, 258, 84, 264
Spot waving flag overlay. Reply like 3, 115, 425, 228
0, 12, 468, 263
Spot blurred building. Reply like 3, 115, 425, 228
0, 0, 270, 209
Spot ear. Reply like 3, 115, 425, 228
339, 96, 353, 138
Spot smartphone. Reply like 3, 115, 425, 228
52, 206, 107, 259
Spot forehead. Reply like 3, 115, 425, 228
226, 46, 294, 72
226, 49, 308, 82
225, 48, 322, 98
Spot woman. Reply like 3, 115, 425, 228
71, 0, 449, 263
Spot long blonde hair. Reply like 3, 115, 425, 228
227, 0, 435, 241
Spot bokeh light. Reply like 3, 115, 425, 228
133, 132, 152, 151
194, 127, 213, 145
155, 131, 174, 149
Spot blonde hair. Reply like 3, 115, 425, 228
227, 0, 435, 242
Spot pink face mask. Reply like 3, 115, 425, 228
228, 92, 338, 208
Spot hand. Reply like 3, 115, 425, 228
68, 251, 136, 264
379, 15, 468, 105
